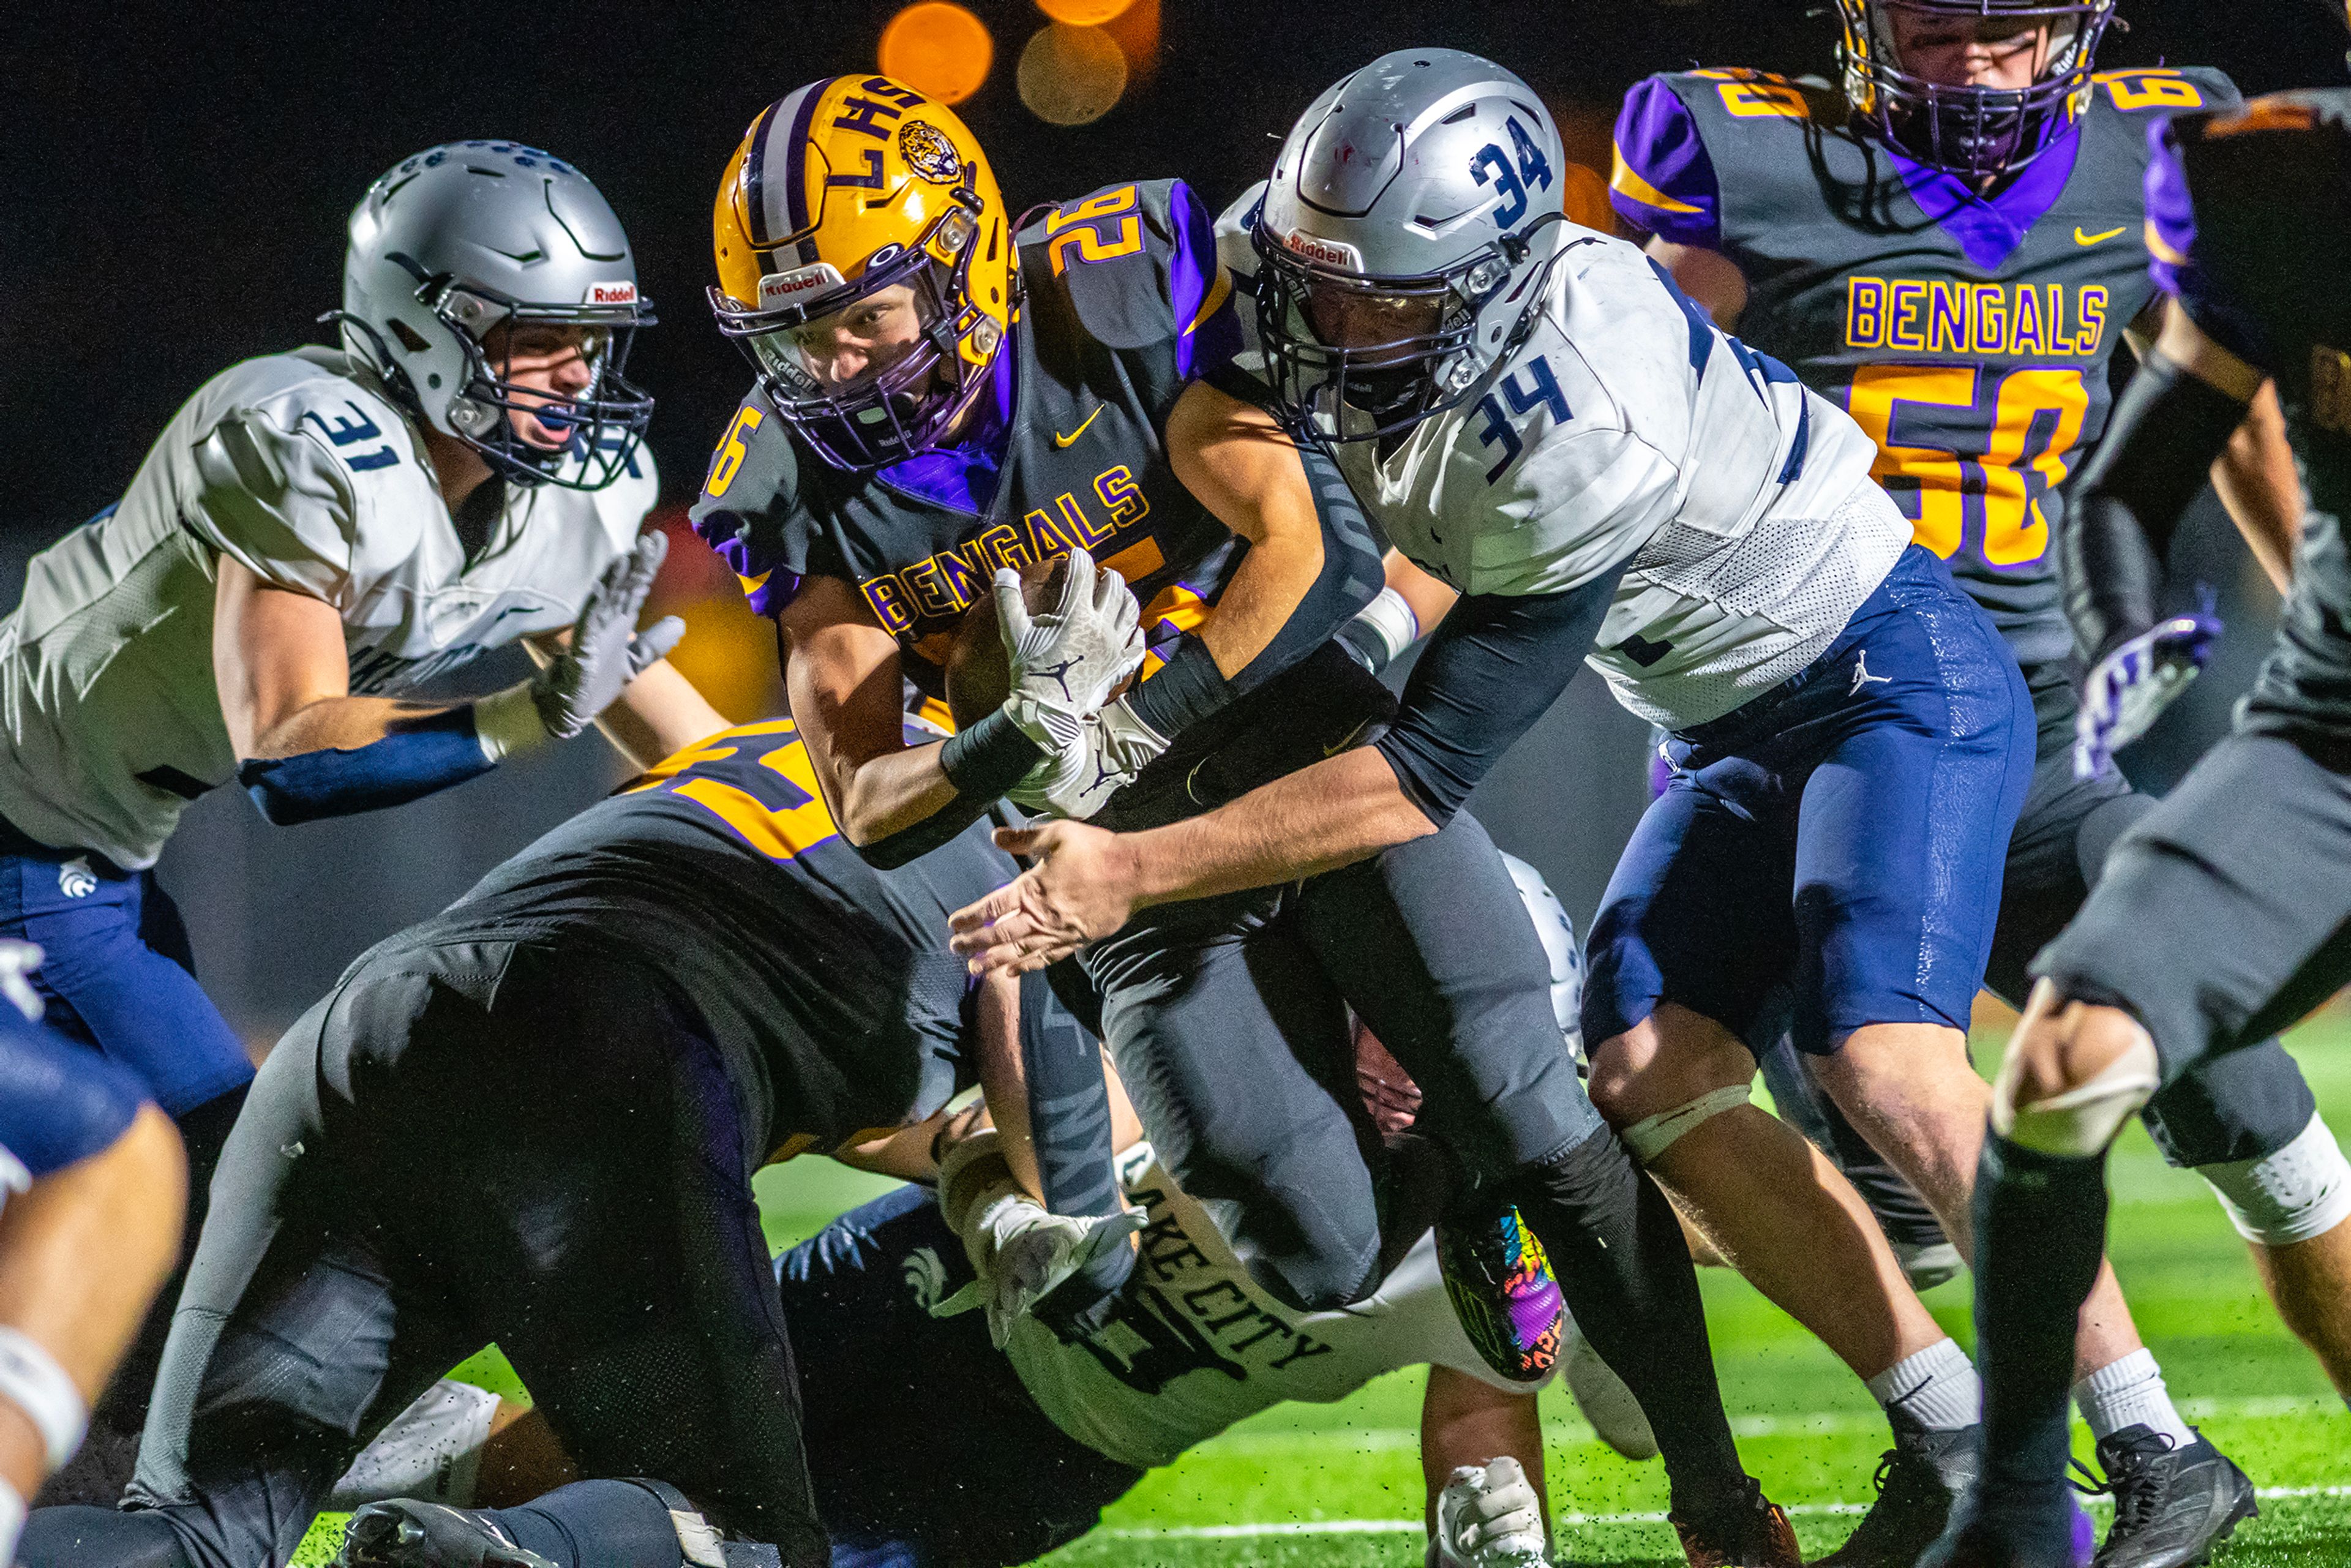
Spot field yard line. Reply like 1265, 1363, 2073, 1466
1212, 1395, 2345, 1452
1102, 1486, 2351, 1539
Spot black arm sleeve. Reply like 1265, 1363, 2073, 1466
2061, 353, 2251, 662
1373, 560, 1629, 828
1124, 435, 1385, 739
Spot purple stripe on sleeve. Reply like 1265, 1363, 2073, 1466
2142, 118, 2197, 298
1167, 180, 1242, 380
1609, 77, 1723, 249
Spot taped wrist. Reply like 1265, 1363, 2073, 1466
1336, 585, 1422, 675
238, 709, 498, 826
941, 707, 1045, 800
1121, 635, 1231, 739
0, 1325, 86, 1471
473, 681, 552, 762
2064, 353, 2251, 662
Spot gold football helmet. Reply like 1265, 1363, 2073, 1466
711, 76, 1014, 470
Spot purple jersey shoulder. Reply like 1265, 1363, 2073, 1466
1609, 75, 1723, 249
2141, 117, 2197, 300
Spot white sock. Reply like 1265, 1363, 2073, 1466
1866, 1337, 1981, 1431
2075, 1348, 2197, 1448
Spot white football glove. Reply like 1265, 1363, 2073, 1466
1431, 1457, 1552, 1568
930, 1131, 1143, 1348
1007, 697, 1171, 821
532, 533, 686, 739
2072, 604, 2221, 781
998, 546, 1145, 787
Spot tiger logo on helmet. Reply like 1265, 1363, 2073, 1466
709, 76, 1013, 471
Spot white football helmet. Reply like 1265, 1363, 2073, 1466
1252, 49, 1571, 440
337, 141, 654, 489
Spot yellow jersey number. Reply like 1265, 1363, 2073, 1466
1845, 364, 2089, 568
624, 721, 839, 861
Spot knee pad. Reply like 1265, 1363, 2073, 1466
1991, 1029, 2158, 1158
1620, 1085, 1752, 1164
2199, 1112, 2351, 1247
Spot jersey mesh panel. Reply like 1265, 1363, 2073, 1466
1619, 483, 1904, 727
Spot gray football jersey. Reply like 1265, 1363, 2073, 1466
0, 348, 656, 868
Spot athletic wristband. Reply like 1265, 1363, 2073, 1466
941, 707, 1046, 800
0, 1325, 86, 1470
473, 681, 552, 763
1335, 587, 1422, 675
1121, 634, 1233, 740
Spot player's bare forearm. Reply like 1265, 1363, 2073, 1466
779, 576, 962, 846
1420, 1367, 1549, 1533
215, 558, 467, 758
949, 747, 1432, 975
1138, 746, 1436, 902
2210, 380, 2300, 595
1166, 380, 1326, 677
1643, 236, 1748, 331
588, 657, 732, 771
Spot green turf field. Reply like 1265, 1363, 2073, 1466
294, 1018, 2351, 1566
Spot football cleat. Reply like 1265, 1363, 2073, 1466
339, 1500, 556, 1568
1559, 1310, 1659, 1461
1820, 1413, 1980, 1566
1436, 1201, 1564, 1384
2083, 1427, 2258, 1568
1919, 1493, 2096, 1568
1670, 1476, 1804, 1568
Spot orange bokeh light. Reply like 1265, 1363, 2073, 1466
878, 2, 994, 106
1035, 0, 1136, 22
1017, 22, 1127, 126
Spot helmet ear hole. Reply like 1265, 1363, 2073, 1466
389, 319, 432, 354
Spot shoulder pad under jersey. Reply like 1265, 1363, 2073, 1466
1021, 177, 1240, 378
182, 350, 427, 607
1610, 70, 1839, 247
2085, 66, 2240, 124
690, 383, 809, 619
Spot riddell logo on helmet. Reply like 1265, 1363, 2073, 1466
586, 281, 638, 305
1283, 229, 1363, 270
759, 263, 847, 309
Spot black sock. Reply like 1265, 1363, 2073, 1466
1973, 1131, 2110, 1501
492, 1480, 692, 1568
1508, 1128, 1745, 1516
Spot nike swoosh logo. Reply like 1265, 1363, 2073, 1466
1054, 406, 1103, 448
1322, 719, 1373, 759
2074, 225, 2127, 246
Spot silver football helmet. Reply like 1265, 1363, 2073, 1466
1252, 49, 1572, 441
337, 141, 655, 489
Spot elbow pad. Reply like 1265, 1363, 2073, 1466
2063, 354, 2251, 661
238, 709, 495, 825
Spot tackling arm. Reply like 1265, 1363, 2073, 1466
1118, 383, 1382, 741
2063, 302, 2262, 662
950, 572, 1624, 973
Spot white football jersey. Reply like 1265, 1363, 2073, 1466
0, 348, 657, 869
1218, 198, 1908, 729
1003, 1142, 1547, 1471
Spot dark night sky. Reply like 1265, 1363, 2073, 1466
2, 1, 2331, 536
